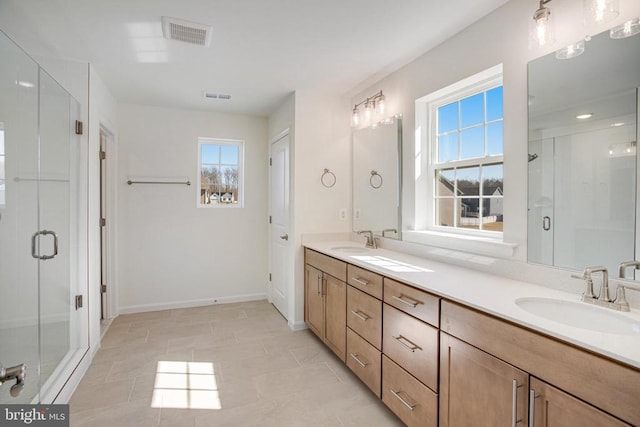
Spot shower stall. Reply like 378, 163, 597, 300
0, 30, 88, 403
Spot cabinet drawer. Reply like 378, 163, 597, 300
382, 355, 437, 427
347, 285, 382, 350
383, 304, 438, 392
347, 264, 383, 299
384, 278, 440, 327
305, 249, 346, 282
346, 327, 381, 397
441, 300, 640, 426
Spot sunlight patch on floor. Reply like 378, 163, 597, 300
151, 361, 221, 409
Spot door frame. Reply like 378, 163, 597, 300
268, 128, 293, 323
98, 124, 117, 322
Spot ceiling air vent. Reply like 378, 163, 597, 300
204, 92, 232, 100
161, 17, 212, 47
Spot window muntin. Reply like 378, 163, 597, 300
432, 84, 503, 233
198, 138, 243, 207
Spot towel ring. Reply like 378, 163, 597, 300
370, 170, 383, 189
321, 168, 336, 188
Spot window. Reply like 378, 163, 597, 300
416, 65, 504, 236
197, 138, 244, 207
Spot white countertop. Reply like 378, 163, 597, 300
304, 240, 640, 369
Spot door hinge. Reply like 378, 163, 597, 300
269, 215, 272, 224
269, 273, 272, 282
75, 120, 83, 135
99, 150, 106, 160
269, 157, 272, 166
100, 218, 106, 227
75, 295, 83, 310
101, 284, 107, 293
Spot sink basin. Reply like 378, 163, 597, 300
330, 246, 371, 254
515, 297, 640, 335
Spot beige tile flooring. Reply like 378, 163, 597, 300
69, 300, 401, 427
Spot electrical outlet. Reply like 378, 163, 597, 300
354, 209, 361, 220
339, 208, 346, 220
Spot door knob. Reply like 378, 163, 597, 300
0, 363, 26, 397
280, 234, 289, 241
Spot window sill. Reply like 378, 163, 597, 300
403, 230, 518, 259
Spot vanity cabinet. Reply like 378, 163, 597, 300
529, 377, 628, 427
440, 300, 639, 426
440, 333, 528, 427
304, 250, 347, 361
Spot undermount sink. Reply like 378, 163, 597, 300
515, 297, 640, 335
330, 246, 371, 254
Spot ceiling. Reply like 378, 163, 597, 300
2, 0, 510, 117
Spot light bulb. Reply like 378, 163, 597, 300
610, 17, 640, 39
364, 101, 373, 124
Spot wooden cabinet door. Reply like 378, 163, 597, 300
324, 274, 346, 361
305, 265, 324, 339
440, 333, 528, 427
530, 377, 630, 427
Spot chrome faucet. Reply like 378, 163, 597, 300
572, 266, 609, 302
612, 261, 640, 312
382, 228, 397, 238
618, 260, 640, 279
0, 363, 26, 397
357, 230, 377, 249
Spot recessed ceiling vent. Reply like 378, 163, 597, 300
161, 16, 212, 47
204, 92, 231, 100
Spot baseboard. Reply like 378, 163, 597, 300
52, 348, 93, 404
289, 320, 308, 331
118, 293, 268, 314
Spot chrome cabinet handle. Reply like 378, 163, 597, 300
390, 389, 415, 411
351, 310, 370, 321
393, 335, 420, 352
31, 230, 59, 260
529, 389, 536, 427
280, 234, 289, 241
392, 294, 420, 308
349, 353, 368, 368
316, 275, 321, 296
351, 277, 369, 286
512, 379, 523, 427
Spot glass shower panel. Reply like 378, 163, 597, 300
0, 31, 40, 404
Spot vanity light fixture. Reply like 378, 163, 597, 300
350, 90, 386, 128
555, 39, 586, 59
584, 0, 619, 25
610, 17, 640, 39
576, 113, 593, 119
530, 0, 555, 48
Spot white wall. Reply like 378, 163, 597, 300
291, 91, 352, 324
117, 103, 268, 312
350, 0, 640, 263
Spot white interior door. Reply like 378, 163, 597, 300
269, 133, 290, 319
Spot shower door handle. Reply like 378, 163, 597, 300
542, 216, 551, 231
31, 230, 59, 260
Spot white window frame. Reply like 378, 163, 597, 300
0, 123, 5, 208
409, 65, 512, 254
197, 137, 244, 208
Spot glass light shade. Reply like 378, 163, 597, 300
376, 95, 385, 116
530, 6, 556, 48
584, 0, 619, 24
555, 40, 585, 59
351, 107, 360, 127
610, 18, 640, 39
364, 101, 373, 124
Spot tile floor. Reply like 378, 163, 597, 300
69, 300, 401, 426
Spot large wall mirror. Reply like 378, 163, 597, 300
528, 27, 640, 274
352, 117, 402, 239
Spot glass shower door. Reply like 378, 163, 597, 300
0, 29, 87, 404
0, 30, 40, 404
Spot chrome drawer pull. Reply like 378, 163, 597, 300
393, 335, 421, 352
512, 379, 523, 427
349, 353, 368, 368
391, 294, 420, 308
351, 276, 370, 286
529, 389, 537, 427
351, 310, 370, 321
390, 389, 416, 411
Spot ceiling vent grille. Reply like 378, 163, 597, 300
161, 17, 212, 47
